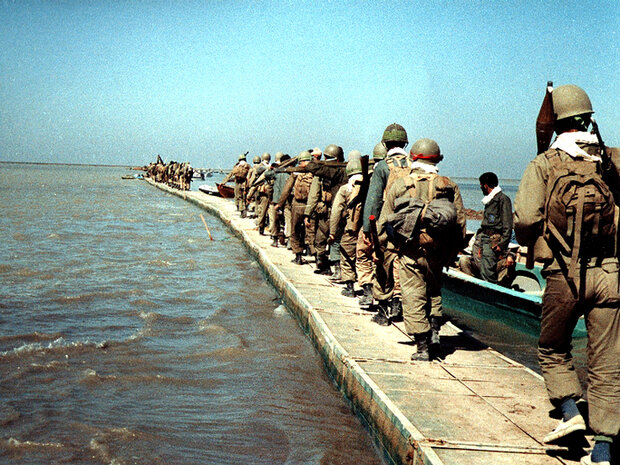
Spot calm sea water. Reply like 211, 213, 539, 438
0, 164, 383, 465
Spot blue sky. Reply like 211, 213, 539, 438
1, 0, 618, 178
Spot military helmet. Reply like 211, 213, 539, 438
348, 150, 361, 161
238, 154, 246, 161
274, 151, 284, 162
252, 155, 261, 163
410, 138, 443, 163
298, 150, 312, 162
372, 142, 387, 160
381, 123, 408, 144
261, 152, 271, 162
323, 144, 344, 160
552, 84, 593, 121
346, 159, 363, 176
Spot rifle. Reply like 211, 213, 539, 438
526, 81, 554, 269
368, 215, 387, 283
273, 155, 299, 173
536, 81, 555, 155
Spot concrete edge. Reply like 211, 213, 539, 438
145, 179, 444, 465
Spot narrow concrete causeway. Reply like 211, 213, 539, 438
146, 179, 591, 465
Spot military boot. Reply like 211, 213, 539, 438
258, 226, 265, 236
314, 254, 332, 275
292, 253, 305, 265
411, 332, 431, 361
430, 316, 442, 346
240, 209, 247, 218
389, 298, 402, 322
330, 262, 342, 282
358, 283, 373, 308
371, 301, 390, 326
341, 281, 355, 297
270, 236, 278, 247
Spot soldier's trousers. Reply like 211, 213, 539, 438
340, 228, 358, 283
257, 194, 270, 229
268, 203, 279, 237
305, 216, 317, 256
399, 253, 443, 335
315, 213, 330, 261
234, 183, 246, 212
290, 199, 307, 255
540, 261, 620, 437
356, 230, 374, 286
283, 202, 292, 239
372, 247, 401, 302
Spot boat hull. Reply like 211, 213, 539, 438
443, 266, 586, 338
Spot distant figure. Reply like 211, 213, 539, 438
222, 154, 250, 217
514, 84, 620, 465
277, 151, 314, 264
459, 172, 513, 284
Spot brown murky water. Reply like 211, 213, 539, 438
0, 164, 383, 464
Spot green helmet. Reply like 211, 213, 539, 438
346, 159, 363, 176
274, 151, 284, 162
372, 142, 387, 160
261, 152, 271, 162
410, 138, 443, 163
323, 144, 344, 161
552, 84, 593, 121
252, 155, 261, 164
381, 123, 408, 144
238, 154, 246, 161
348, 150, 361, 161
298, 150, 312, 162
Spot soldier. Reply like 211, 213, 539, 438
277, 151, 314, 264
266, 152, 290, 247
246, 155, 262, 217
459, 172, 513, 283
378, 138, 466, 361
363, 124, 412, 324
304, 144, 347, 275
330, 156, 364, 297
256, 152, 272, 235
222, 154, 251, 217
514, 85, 619, 464
358, 142, 387, 307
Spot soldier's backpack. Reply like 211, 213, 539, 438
293, 173, 313, 201
386, 173, 458, 258
383, 155, 413, 200
544, 150, 617, 282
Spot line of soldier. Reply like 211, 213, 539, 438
225, 127, 468, 366
222, 84, 619, 464
145, 157, 194, 191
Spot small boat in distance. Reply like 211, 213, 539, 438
198, 183, 235, 198
216, 183, 234, 198
122, 174, 143, 180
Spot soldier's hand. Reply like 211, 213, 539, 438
304, 217, 310, 229
327, 234, 335, 245
362, 232, 373, 248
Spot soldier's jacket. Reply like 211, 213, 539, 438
479, 190, 513, 251
330, 178, 364, 236
363, 148, 411, 234
303, 161, 347, 217
378, 168, 467, 260
277, 171, 314, 207
514, 140, 620, 271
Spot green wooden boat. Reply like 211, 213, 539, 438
443, 263, 587, 338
